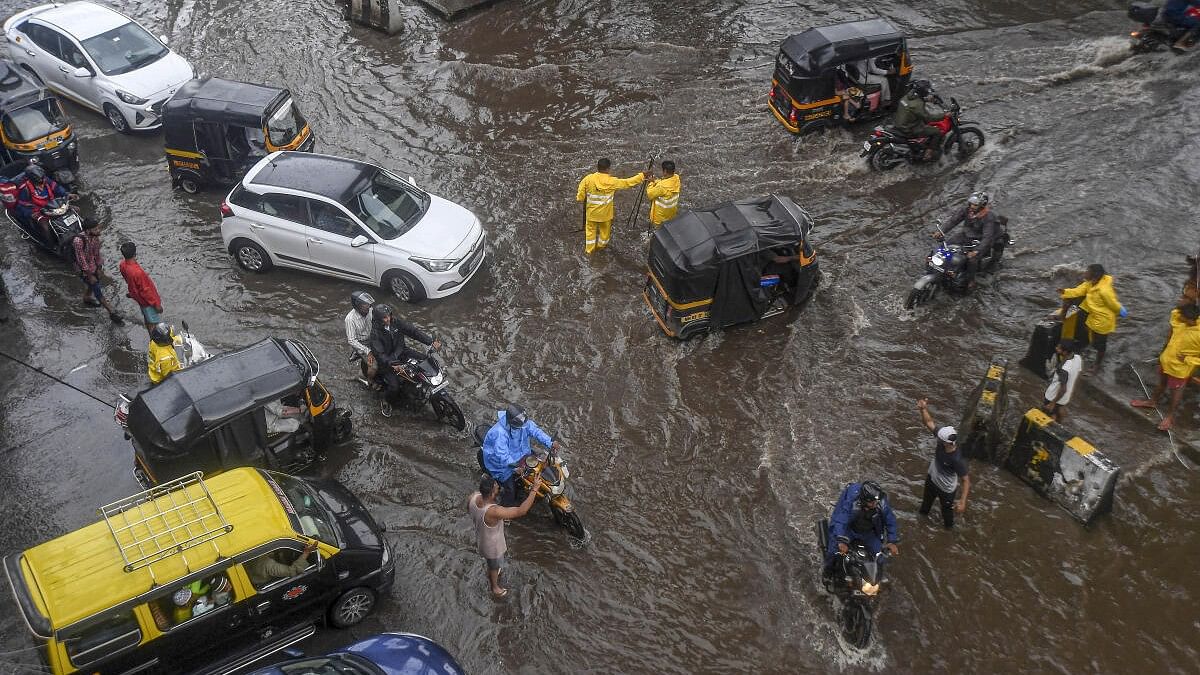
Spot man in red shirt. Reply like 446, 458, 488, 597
119, 241, 163, 332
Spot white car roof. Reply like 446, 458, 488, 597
35, 2, 130, 41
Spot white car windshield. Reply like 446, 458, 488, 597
344, 171, 429, 240
81, 21, 167, 76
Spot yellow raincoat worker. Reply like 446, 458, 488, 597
576, 158, 644, 254
1060, 263, 1125, 371
147, 322, 181, 385
1131, 304, 1200, 431
645, 160, 681, 228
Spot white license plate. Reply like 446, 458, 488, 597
862, 141, 872, 151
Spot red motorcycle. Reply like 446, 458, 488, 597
860, 97, 985, 171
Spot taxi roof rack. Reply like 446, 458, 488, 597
98, 471, 233, 576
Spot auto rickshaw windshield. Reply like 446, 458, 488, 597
2, 99, 66, 144
269, 471, 339, 546
345, 170, 430, 240
266, 98, 306, 147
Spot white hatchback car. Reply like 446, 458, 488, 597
221, 151, 486, 302
3, 2, 193, 132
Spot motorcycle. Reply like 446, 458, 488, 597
115, 320, 212, 428
1128, 2, 1200, 52
352, 339, 465, 431
815, 517, 890, 649
905, 220, 1013, 309
3, 193, 83, 257
861, 97, 985, 172
472, 424, 585, 539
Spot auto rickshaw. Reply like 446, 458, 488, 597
768, 18, 912, 135
161, 76, 314, 193
643, 195, 820, 339
0, 59, 78, 174
121, 338, 351, 487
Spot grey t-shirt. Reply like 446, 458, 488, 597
928, 428, 969, 493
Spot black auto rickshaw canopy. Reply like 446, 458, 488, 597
126, 338, 316, 475
778, 18, 906, 80
162, 76, 292, 144
647, 195, 816, 330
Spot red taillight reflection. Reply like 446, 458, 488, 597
220, 201, 233, 218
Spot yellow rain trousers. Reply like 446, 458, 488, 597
576, 171, 645, 254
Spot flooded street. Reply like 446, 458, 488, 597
2, 0, 1199, 672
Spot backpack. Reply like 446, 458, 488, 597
58, 232, 84, 266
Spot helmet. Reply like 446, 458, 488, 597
25, 164, 45, 181
172, 588, 193, 607
372, 303, 393, 322
505, 403, 527, 429
858, 481, 885, 506
910, 79, 933, 98
150, 322, 173, 346
350, 290, 375, 313
967, 191, 990, 208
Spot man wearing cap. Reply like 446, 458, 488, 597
916, 398, 971, 528
481, 403, 561, 505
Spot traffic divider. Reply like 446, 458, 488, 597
1005, 408, 1119, 524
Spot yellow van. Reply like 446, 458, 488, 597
3, 468, 394, 674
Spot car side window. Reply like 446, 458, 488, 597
57, 36, 89, 70
146, 571, 236, 632
21, 23, 64, 61
307, 199, 362, 238
229, 185, 263, 212
260, 193, 308, 224
59, 609, 141, 668
244, 546, 317, 591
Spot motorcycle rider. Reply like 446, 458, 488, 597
16, 164, 69, 244
1163, 0, 1200, 51
482, 403, 561, 505
823, 481, 900, 580
934, 191, 1002, 289
345, 290, 377, 384
147, 322, 181, 385
368, 303, 440, 407
893, 79, 945, 160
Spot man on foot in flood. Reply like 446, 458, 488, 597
468, 473, 543, 598
1059, 263, 1125, 374
1131, 303, 1200, 431
644, 160, 680, 229
73, 218, 123, 324
916, 398, 971, 528
1042, 339, 1083, 422
576, 158, 644, 254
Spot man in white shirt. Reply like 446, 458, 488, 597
345, 290, 377, 383
1043, 340, 1083, 421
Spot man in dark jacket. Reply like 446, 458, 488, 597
368, 303, 439, 400
936, 191, 1003, 287
823, 481, 900, 578
893, 79, 944, 160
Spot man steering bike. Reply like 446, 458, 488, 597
481, 403, 560, 505
933, 191, 1002, 289
823, 481, 900, 579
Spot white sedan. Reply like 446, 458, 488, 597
4, 2, 193, 132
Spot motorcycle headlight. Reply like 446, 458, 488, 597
116, 90, 148, 105
930, 254, 945, 267
410, 256, 456, 273
861, 580, 880, 596
429, 372, 445, 386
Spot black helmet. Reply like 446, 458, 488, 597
350, 290, 375, 312
25, 164, 45, 181
371, 303, 392, 322
910, 79, 933, 98
150, 322, 173, 346
967, 191, 990, 208
505, 403, 527, 429
858, 481, 885, 506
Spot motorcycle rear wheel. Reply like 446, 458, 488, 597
431, 391, 466, 431
954, 128, 985, 159
552, 506, 586, 539
868, 146, 906, 172
842, 602, 873, 649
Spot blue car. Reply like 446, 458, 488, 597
248, 633, 464, 675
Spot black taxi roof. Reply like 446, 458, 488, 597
650, 195, 813, 275
779, 18, 905, 78
248, 151, 374, 203
163, 76, 289, 127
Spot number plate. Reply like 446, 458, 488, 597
862, 141, 872, 151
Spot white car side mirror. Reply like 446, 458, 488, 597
159, 34, 169, 45
407, 175, 417, 187
350, 235, 370, 248
72, 67, 91, 78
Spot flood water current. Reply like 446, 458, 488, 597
1, 1, 1198, 673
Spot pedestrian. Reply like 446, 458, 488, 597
118, 241, 162, 333
467, 473, 543, 598
644, 160, 680, 229
1131, 303, 1200, 431
1042, 339, 1083, 422
575, 158, 644, 255
73, 218, 123, 324
916, 398, 971, 528
1059, 263, 1125, 373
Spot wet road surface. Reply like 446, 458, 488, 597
1, 0, 1199, 673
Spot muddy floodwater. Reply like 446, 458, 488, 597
1, 0, 1199, 673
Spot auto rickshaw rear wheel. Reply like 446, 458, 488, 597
231, 239, 272, 272
329, 587, 376, 628
179, 176, 201, 194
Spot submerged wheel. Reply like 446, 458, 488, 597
231, 239, 272, 272
869, 146, 906, 172
179, 176, 201, 194
842, 602, 873, 649
904, 284, 938, 309
431, 391, 466, 431
384, 270, 426, 304
954, 128, 985, 159
329, 587, 376, 628
104, 104, 131, 134
552, 506, 585, 539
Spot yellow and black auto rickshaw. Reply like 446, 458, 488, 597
768, 18, 912, 135
162, 76, 314, 193
0, 59, 78, 175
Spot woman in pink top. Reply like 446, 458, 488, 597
468, 474, 542, 597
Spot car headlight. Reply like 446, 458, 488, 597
410, 256, 456, 273
116, 90, 148, 105
67, 140, 77, 150
380, 541, 391, 567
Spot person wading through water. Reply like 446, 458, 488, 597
468, 473, 543, 598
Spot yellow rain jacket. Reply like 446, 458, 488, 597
1061, 274, 1122, 335
576, 171, 645, 222
646, 173, 681, 226
148, 339, 181, 384
1160, 309, 1200, 379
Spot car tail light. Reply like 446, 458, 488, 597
220, 201, 233, 218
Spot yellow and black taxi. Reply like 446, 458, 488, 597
768, 18, 912, 135
0, 58, 77, 174
3, 468, 395, 675
162, 76, 314, 194
644, 195, 819, 339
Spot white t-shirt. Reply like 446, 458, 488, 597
1044, 354, 1083, 405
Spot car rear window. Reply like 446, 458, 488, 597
59, 609, 141, 668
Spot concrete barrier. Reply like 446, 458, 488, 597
959, 358, 1009, 463
1019, 306, 1085, 380
1005, 408, 1119, 524
349, 0, 404, 34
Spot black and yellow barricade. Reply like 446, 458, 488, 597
1005, 409, 1119, 524
959, 358, 1009, 463
349, 0, 404, 33
1020, 305, 1086, 379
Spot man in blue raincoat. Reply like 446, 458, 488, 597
823, 481, 900, 577
482, 403, 560, 505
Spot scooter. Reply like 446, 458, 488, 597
862, 97, 985, 171
905, 220, 1012, 309
115, 321, 212, 428
351, 338, 465, 431
815, 517, 890, 649
1127, 2, 1200, 52
472, 424, 585, 539
3, 194, 83, 257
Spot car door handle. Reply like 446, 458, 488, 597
57, 65, 70, 73
25, 50, 36, 57
249, 223, 266, 230
256, 600, 270, 613
307, 238, 323, 244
